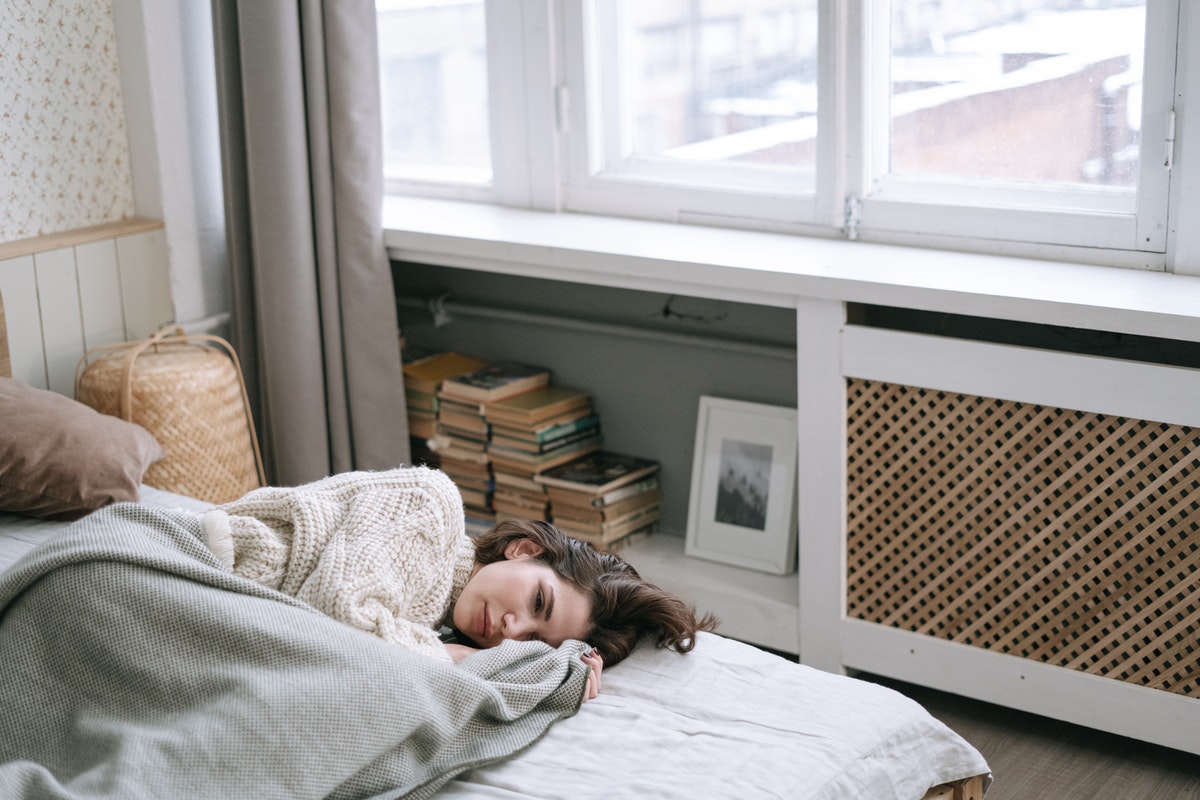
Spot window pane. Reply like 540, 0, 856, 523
618, 1, 818, 172
376, 0, 491, 185
889, 1, 1145, 189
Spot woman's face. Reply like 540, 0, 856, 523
453, 540, 592, 650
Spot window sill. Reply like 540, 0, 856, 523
383, 196, 1200, 343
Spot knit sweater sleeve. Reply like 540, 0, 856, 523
205, 467, 472, 663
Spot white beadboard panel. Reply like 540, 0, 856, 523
116, 228, 174, 339
75, 238, 128, 353
32, 248, 85, 396
0, 223, 172, 397
0, 256, 48, 388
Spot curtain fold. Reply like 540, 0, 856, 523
211, 0, 409, 485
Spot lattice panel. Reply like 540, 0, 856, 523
845, 378, 1200, 697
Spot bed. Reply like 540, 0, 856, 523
0, 290, 990, 799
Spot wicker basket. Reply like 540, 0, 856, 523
75, 327, 264, 504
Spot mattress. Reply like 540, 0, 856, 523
0, 490, 990, 799
0, 485, 214, 575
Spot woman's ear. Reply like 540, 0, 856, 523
505, 538, 545, 560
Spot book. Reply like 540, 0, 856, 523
533, 450, 660, 494
427, 436, 491, 465
554, 503, 662, 545
407, 409, 438, 440
457, 485, 492, 511
564, 524, 656, 554
405, 389, 440, 413
434, 428, 488, 452
544, 475, 660, 510
492, 470, 548, 494
483, 385, 591, 426
439, 362, 551, 404
492, 487, 551, 521
488, 436, 603, 477
489, 421, 602, 456
550, 488, 662, 524
599, 526, 656, 554
489, 412, 601, 446
403, 351, 488, 395
437, 407, 490, 438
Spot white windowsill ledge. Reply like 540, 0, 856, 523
383, 196, 1200, 343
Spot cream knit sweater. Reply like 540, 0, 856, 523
202, 466, 476, 662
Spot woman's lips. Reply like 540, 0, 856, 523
480, 604, 491, 641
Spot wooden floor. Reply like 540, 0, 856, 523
866, 675, 1200, 800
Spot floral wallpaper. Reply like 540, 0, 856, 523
0, 0, 136, 243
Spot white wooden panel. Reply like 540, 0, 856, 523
116, 228, 173, 339
75, 238, 128, 351
0, 256, 48, 388
33, 248, 84, 396
841, 619, 1200, 756
796, 297, 848, 672
841, 326, 1200, 427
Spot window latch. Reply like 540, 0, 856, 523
1165, 109, 1176, 169
556, 85, 570, 134
843, 195, 863, 241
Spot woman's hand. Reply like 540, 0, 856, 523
581, 648, 603, 701
445, 642, 479, 663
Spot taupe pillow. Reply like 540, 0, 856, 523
0, 377, 164, 520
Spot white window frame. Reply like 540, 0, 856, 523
381, 0, 1190, 268
557, 0, 824, 234
848, 0, 1179, 254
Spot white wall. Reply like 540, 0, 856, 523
112, 0, 229, 333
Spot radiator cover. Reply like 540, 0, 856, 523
845, 377, 1199, 698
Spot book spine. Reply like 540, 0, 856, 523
546, 476, 658, 508
492, 423, 600, 454
534, 414, 600, 444
591, 476, 659, 507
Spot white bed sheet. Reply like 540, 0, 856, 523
0, 485, 213, 575
442, 630, 989, 799
0, 491, 990, 799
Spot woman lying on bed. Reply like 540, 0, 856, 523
201, 465, 716, 701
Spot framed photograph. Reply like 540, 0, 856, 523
685, 396, 798, 575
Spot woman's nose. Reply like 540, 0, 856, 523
502, 612, 531, 639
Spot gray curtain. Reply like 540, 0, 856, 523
211, 0, 409, 485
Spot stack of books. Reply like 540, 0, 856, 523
534, 451, 662, 552
432, 361, 552, 521
484, 385, 601, 522
401, 350, 487, 462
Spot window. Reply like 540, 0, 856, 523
865, 0, 1170, 252
377, 0, 492, 193
378, 0, 1182, 265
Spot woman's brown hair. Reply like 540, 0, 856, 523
473, 518, 718, 665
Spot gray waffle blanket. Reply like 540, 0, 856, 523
0, 503, 589, 799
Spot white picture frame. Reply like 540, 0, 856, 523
685, 396, 798, 575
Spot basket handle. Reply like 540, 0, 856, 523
75, 326, 266, 490
118, 326, 184, 422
